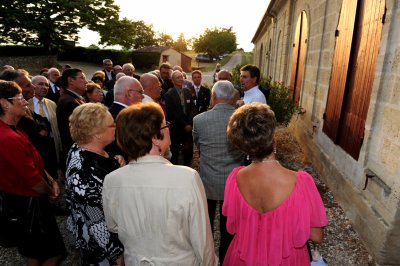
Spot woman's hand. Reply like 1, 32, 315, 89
114, 256, 124, 266
49, 180, 60, 203
115, 155, 126, 167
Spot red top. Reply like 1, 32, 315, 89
0, 119, 44, 197
223, 167, 328, 266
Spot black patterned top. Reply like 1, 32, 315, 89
66, 143, 124, 265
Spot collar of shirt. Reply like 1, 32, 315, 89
49, 82, 58, 93
142, 94, 154, 103
113, 101, 128, 108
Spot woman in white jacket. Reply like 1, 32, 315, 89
103, 102, 218, 266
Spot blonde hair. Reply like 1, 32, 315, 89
69, 103, 109, 144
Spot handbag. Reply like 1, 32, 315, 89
0, 191, 30, 247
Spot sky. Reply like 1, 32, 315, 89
78, 0, 269, 52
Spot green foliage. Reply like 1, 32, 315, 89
172, 33, 188, 52
0, 0, 120, 52
155, 33, 174, 47
131, 52, 160, 70
98, 19, 156, 49
267, 81, 298, 126
58, 46, 132, 65
193, 27, 237, 59
231, 63, 298, 126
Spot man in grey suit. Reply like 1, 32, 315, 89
192, 80, 244, 263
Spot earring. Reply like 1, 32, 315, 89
274, 146, 277, 154
159, 147, 162, 156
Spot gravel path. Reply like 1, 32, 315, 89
0, 114, 373, 264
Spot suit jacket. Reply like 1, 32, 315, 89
108, 102, 125, 120
164, 87, 195, 133
56, 89, 85, 167
18, 109, 59, 178
159, 78, 174, 98
192, 104, 244, 200
106, 102, 128, 160
28, 97, 62, 164
103, 69, 116, 83
46, 82, 61, 103
193, 85, 211, 115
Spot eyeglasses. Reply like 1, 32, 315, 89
160, 121, 171, 130
7, 95, 25, 102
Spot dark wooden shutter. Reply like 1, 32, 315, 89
338, 0, 385, 159
322, 0, 358, 141
289, 11, 308, 106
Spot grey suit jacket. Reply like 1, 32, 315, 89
29, 97, 62, 164
193, 103, 244, 200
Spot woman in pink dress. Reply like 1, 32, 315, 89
223, 103, 328, 266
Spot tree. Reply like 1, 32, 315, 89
155, 32, 174, 47
172, 33, 188, 52
98, 18, 156, 49
193, 27, 237, 59
0, 0, 120, 53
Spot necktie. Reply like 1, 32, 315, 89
38, 100, 45, 117
53, 84, 58, 93
178, 89, 186, 115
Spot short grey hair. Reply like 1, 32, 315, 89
114, 76, 134, 97
212, 80, 235, 103
31, 75, 48, 84
122, 63, 135, 72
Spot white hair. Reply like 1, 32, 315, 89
212, 80, 235, 103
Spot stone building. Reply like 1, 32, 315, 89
252, 0, 399, 264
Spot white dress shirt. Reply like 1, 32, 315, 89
32, 96, 49, 118
243, 85, 267, 104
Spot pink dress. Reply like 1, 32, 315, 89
222, 167, 328, 266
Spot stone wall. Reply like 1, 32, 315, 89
253, 0, 400, 264
0, 55, 58, 74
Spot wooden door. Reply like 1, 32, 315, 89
338, 0, 385, 159
289, 11, 308, 106
322, 0, 358, 141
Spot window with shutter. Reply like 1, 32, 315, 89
323, 0, 385, 160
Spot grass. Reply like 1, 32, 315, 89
182, 51, 233, 72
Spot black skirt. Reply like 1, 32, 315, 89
17, 197, 66, 261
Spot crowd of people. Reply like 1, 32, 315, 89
0, 60, 327, 266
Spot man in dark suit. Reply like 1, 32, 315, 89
102, 59, 116, 84
56, 68, 87, 170
164, 70, 196, 166
106, 76, 144, 158
191, 70, 211, 115
159, 63, 174, 97
46, 67, 61, 103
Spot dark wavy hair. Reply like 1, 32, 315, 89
227, 103, 276, 161
116, 102, 164, 161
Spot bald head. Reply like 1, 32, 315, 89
140, 73, 161, 101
